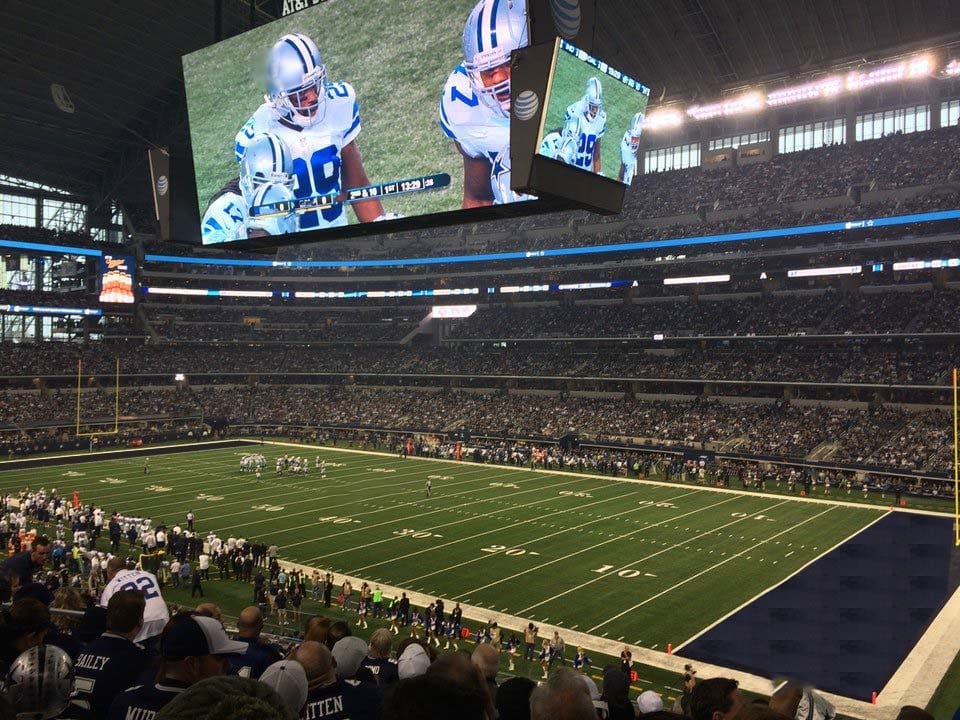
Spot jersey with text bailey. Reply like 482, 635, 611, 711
201, 179, 247, 246
440, 65, 532, 205
564, 100, 607, 170
620, 131, 639, 185
235, 82, 361, 231
99, 569, 169, 643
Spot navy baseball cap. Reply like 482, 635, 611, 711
160, 616, 247, 658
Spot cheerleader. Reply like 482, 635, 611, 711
410, 607, 423, 639
573, 647, 591, 671
426, 604, 440, 647
505, 635, 519, 672
357, 595, 369, 629
387, 597, 400, 635
539, 639, 553, 679
443, 620, 459, 650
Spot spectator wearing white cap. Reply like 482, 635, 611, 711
397, 643, 431, 680
259, 660, 308, 717
638, 689, 665, 716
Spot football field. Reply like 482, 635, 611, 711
0, 441, 888, 652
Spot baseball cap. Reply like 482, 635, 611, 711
397, 643, 430, 679
332, 637, 367, 680
260, 660, 308, 715
160, 616, 248, 658
638, 690, 664, 715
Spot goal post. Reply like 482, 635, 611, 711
75, 357, 121, 438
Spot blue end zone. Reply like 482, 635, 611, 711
680, 512, 954, 701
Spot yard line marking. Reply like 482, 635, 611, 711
400, 488, 705, 585
227, 465, 600, 539
784, 551, 794, 557
589, 505, 840, 633
513, 499, 792, 615
300, 473, 636, 561
674, 509, 891, 651
449, 490, 731, 597
344, 486, 645, 572
50, 452, 430, 519
211, 463, 518, 528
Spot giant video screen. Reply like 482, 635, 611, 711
183, 0, 533, 246
536, 40, 650, 185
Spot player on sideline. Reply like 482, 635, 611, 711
234, 32, 389, 233
440, 0, 532, 208
565, 77, 607, 173
425, 479, 432, 498
618, 111, 644, 185
142, 457, 149, 475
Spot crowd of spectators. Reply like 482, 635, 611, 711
2, 382, 952, 473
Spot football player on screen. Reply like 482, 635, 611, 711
539, 115, 579, 165
565, 76, 607, 173
618, 111, 645, 185
201, 132, 295, 245
439, 0, 533, 208
234, 32, 387, 231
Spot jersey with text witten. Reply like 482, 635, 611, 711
201, 179, 247, 245
99, 569, 169, 643
564, 100, 607, 170
440, 65, 532, 205
235, 82, 361, 230
620, 131, 639, 185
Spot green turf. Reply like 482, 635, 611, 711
1, 442, 884, 653
539, 44, 649, 178
182, 0, 477, 222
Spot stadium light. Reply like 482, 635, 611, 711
687, 92, 763, 121
500, 284, 550, 294
642, 107, 683, 130
787, 265, 862, 278
766, 76, 843, 107
843, 54, 930, 91
907, 54, 934, 78
663, 274, 730, 285
892, 258, 960, 271
945, 59, 960, 77
174, 373, 186, 382
432, 305, 476, 319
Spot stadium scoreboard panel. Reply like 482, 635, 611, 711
182, 0, 633, 249
534, 40, 650, 185
509, 37, 645, 214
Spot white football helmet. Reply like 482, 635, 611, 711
265, 33, 327, 128
5, 645, 74, 720
628, 111, 645, 150
562, 114, 581, 140
584, 77, 603, 118
245, 182, 300, 238
239, 133, 296, 207
462, 0, 529, 117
